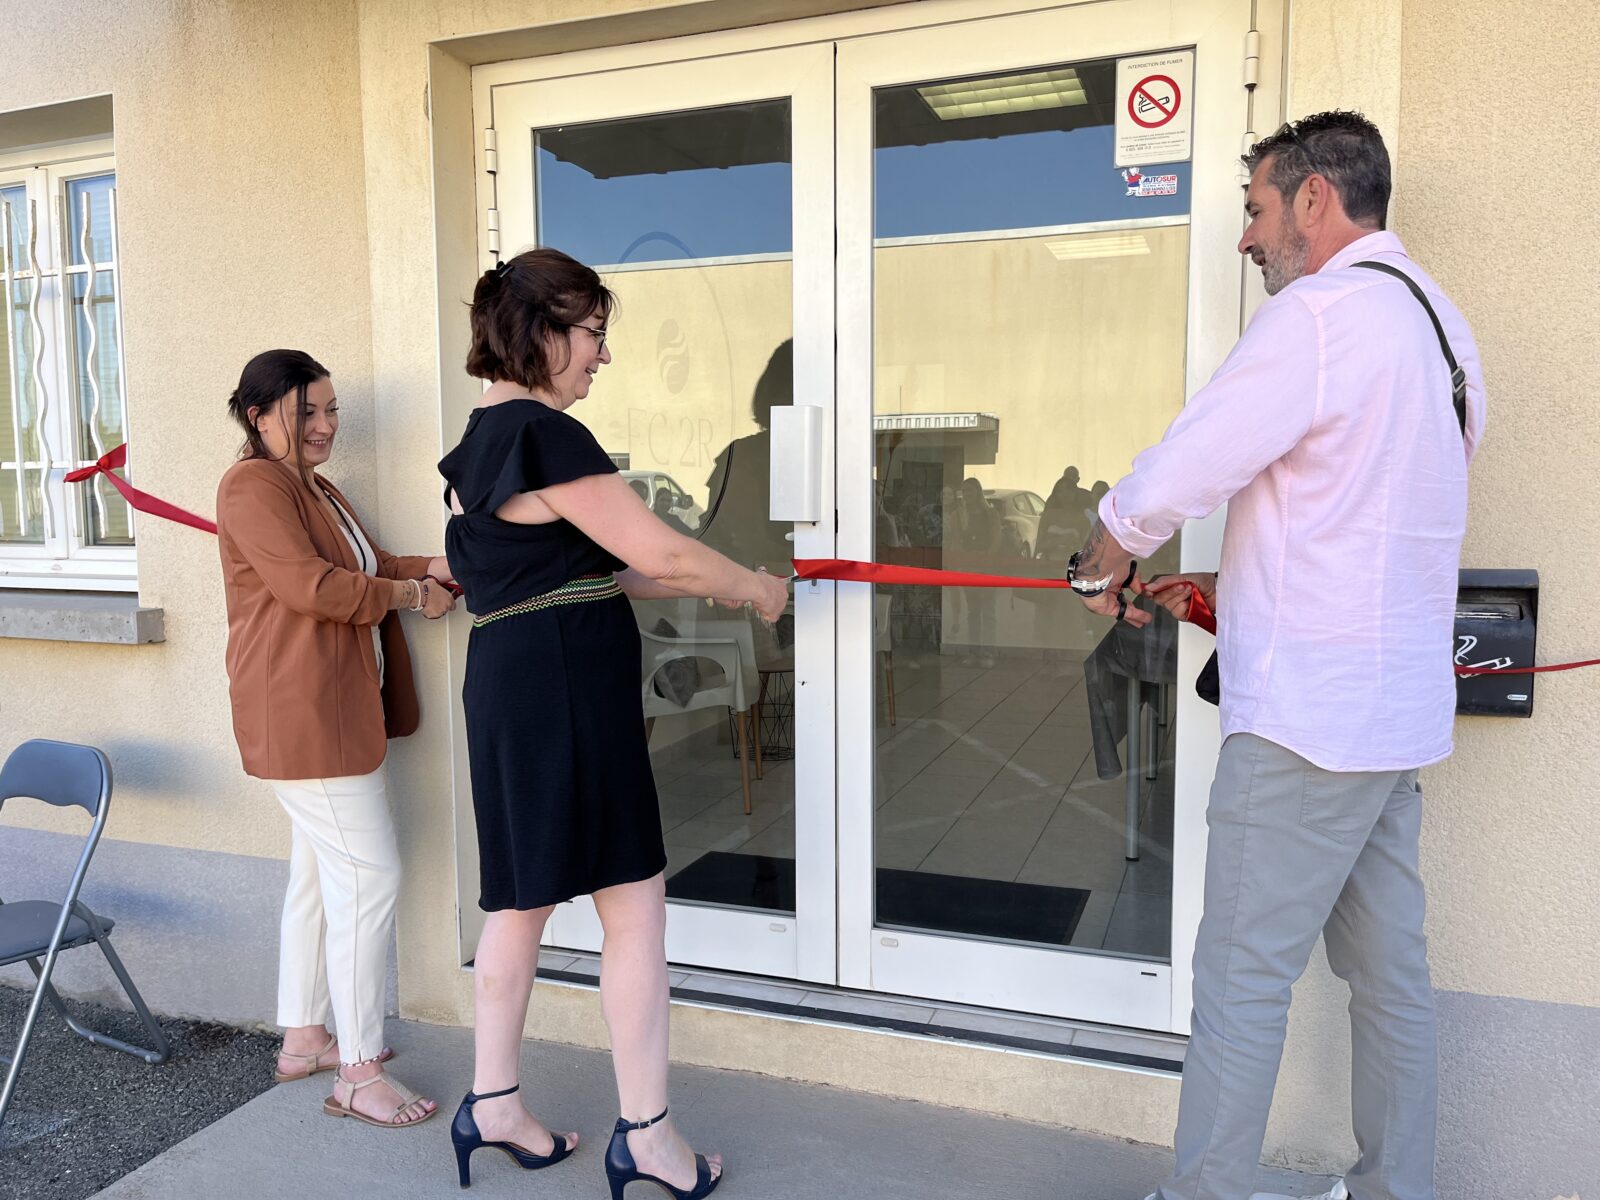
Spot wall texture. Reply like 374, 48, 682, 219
1270, 2, 1600, 1193
3, 2, 1597, 1195
0, 0, 386, 864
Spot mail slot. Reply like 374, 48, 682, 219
1455, 569, 1539, 717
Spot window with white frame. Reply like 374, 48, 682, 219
1, 139, 134, 591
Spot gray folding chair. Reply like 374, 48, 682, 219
0, 739, 170, 1130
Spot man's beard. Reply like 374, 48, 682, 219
1261, 218, 1310, 295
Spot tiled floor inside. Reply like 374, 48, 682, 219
649, 644, 1174, 962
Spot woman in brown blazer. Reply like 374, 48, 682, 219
217, 349, 454, 1129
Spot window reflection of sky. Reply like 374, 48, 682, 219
537, 147, 792, 267
534, 110, 1190, 267
876, 123, 1189, 239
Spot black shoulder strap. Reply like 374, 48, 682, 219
1354, 260, 1467, 436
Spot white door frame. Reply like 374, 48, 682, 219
834, 0, 1278, 1033
465, 0, 1286, 1031
472, 43, 838, 983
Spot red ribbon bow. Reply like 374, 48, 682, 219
63, 444, 218, 535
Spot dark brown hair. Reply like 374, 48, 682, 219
466, 247, 617, 391
226, 349, 330, 486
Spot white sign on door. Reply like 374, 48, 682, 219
1115, 50, 1195, 168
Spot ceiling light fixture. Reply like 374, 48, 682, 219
917, 68, 1087, 121
1044, 233, 1152, 260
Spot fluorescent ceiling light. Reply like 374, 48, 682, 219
1045, 233, 1151, 261
917, 68, 1086, 121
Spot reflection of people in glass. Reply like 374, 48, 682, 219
1038, 465, 1094, 564
702, 340, 796, 663
701, 339, 793, 573
1087, 479, 1111, 529
952, 476, 998, 666
652, 487, 694, 536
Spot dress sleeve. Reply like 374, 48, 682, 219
522, 408, 618, 488
441, 404, 618, 515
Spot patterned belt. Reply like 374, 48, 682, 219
470, 573, 622, 628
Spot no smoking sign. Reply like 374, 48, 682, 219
1129, 74, 1181, 128
1115, 51, 1195, 168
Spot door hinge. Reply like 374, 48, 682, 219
1243, 28, 1262, 90
483, 127, 499, 174
487, 207, 500, 258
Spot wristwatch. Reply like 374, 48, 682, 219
1066, 551, 1116, 597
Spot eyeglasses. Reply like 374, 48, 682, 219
571, 322, 608, 353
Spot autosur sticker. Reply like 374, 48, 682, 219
1120, 167, 1179, 197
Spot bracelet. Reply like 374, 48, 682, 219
403, 578, 422, 611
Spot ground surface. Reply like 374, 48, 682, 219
0, 983, 276, 1200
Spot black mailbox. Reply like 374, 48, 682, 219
1455, 569, 1539, 717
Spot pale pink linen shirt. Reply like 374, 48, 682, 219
1100, 231, 1486, 772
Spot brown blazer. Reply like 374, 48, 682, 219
216, 457, 434, 780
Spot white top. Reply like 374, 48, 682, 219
323, 489, 385, 687
1101, 231, 1486, 772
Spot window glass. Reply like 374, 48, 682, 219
870, 56, 1190, 963
536, 101, 792, 267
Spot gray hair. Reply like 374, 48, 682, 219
1242, 110, 1391, 229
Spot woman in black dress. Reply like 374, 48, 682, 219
439, 248, 787, 1198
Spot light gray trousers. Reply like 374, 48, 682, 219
1158, 733, 1438, 1200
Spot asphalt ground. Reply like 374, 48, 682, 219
0, 983, 277, 1200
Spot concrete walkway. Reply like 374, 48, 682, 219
94, 1019, 1332, 1199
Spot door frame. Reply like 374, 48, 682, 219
470, 42, 839, 984
463, 0, 1287, 1033
832, 0, 1281, 1033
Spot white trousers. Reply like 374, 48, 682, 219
266, 768, 400, 1065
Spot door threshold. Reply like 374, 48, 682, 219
534, 952, 1185, 1076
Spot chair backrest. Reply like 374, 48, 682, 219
0, 739, 112, 819
639, 618, 757, 716
874, 594, 893, 651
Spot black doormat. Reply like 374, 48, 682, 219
666, 852, 1089, 945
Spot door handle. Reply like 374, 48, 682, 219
769, 405, 823, 523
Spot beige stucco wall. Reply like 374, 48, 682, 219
1293, 0, 1600, 997
4, 0, 1598, 1183
0, 0, 383, 861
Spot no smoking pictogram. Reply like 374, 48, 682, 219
1115, 51, 1193, 167
1128, 74, 1181, 129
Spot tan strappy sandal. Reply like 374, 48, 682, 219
273, 1034, 394, 1083
322, 1068, 436, 1129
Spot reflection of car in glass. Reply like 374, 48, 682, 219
621, 471, 705, 531
984, 488, 1046, 558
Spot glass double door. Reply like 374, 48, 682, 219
477, 0, 1261, 1032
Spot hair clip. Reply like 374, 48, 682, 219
495, 259, 512, 277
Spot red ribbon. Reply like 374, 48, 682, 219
791, 558, 1219, 631
64, 444, 218, 535
793, 558, 1595, 677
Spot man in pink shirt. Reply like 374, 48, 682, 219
1069, 112, 1484, 1200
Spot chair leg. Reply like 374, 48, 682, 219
23, 940, 169, 1064
751, 701, 765, 780
92, 933, 171, 1063
734, 711, 754, 816
886, 651, 898, 726
0, 953, 58, 1130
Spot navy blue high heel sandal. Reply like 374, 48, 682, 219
450, 1083, 574, 1189
604, 1106, 721, 1199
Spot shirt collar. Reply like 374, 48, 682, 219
1321, 228, 1407, 273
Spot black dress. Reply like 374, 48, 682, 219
438, 399, 666, 911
